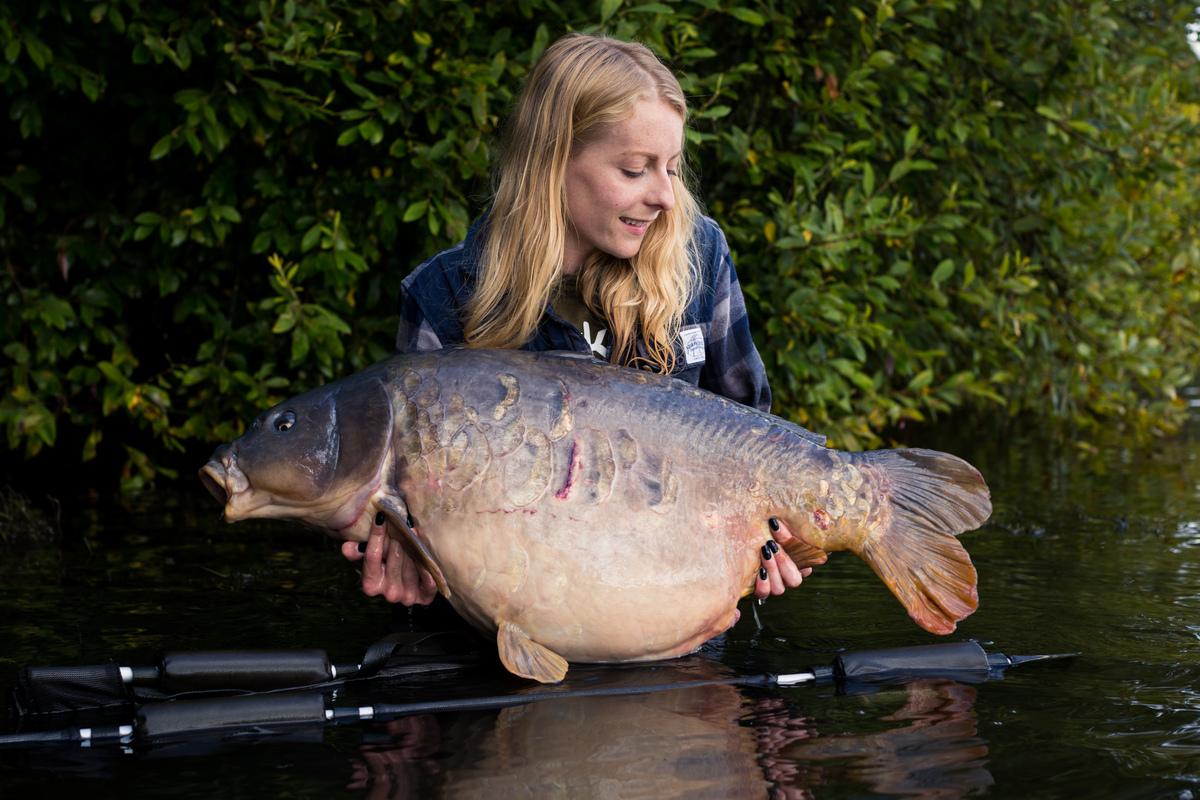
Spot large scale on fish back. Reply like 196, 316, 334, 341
200, 348, 992, 683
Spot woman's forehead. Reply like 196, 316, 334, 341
594, 98, 684, 156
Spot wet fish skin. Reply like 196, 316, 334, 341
200, 348, 991, 683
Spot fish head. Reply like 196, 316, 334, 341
199, 373, 393, 530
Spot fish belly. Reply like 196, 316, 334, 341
387, 351, 772, 662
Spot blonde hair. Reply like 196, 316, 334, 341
462, 33, 700, 372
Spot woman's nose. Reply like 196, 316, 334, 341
649, 170, 675, 212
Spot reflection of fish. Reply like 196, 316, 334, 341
351, 664, 767, 799
200, 349, 991, 682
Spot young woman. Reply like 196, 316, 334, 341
343, 34, 809, 606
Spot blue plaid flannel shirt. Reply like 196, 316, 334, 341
394, 214, 772, 412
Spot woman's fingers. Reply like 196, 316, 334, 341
344, 524, 436, 606
341, 540, 366, 563
360, 528, 389, 597
381, 535, 437, 606
753, 517, 813, 599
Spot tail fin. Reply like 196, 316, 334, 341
852, 448, 991, 634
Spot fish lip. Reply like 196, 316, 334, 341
199, 461, 228, 505
198, 452, 255, 521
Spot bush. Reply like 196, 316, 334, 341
2, 0, 1199, 488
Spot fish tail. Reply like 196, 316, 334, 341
840, 448, 990, 634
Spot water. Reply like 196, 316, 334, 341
2, 410, 1200, 798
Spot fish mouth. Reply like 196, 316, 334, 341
198, 449, 256, 521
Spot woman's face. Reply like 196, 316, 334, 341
562, 97, 683, 273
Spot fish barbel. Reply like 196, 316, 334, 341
200, 348, 991, 683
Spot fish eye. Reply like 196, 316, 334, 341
274, 411, 296, 432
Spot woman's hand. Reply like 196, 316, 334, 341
341, 523, 438, 606
754, 517, 813, 599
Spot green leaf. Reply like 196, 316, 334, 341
867, 50, 896, 68
696, 105, 731, 119
728, 7, 765, 25
214, 204, 242, 223
599, 0, 622, 23
931, 259, 956, 284
530, 24, 549, 64
358, 117, 384, 145
150, 135, 173, 160
907, 369, 934, 391
251, 231, 274, 254
402, 200, 428, 223
24, 36, 48, 70
301, 224, 322, 252
273, 310, 297, 334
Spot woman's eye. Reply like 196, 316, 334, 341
274, 411, 296, 432
667, 169, 677, 177
622, 169, 644, 178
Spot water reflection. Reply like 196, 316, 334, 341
762, 680, 991, 799
351, 681, 766, 799
346, 678, 991, 799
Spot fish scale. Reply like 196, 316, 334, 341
200, 348, 992, 683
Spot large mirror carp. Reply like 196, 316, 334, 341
200, 348, 991, 683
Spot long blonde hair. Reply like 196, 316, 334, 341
462, 33, 700, 372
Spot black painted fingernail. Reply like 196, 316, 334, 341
769, 517, 780, 532
357, 541, 367, 553
759, 566, 768, 581
768, 540, 779, 554
374, 511, 385, 526
761, 544, 773, 560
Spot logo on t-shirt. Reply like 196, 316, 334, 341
583, 321, 609, 358
680, 325, 705, 366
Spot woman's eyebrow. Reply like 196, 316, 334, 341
619, 149, 683, 160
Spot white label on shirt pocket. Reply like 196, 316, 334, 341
680, 325, 706, 366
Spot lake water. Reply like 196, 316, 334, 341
2, 407, 1200, 798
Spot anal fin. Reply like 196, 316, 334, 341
781, 538, 829, 570
497, 620, 568, 683
376, 495, 451, 599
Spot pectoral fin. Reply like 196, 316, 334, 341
781, 537, 829, 570
376, 495, 451, 599
497, 620, 568, 683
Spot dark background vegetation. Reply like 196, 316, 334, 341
3, 0, 1199, 493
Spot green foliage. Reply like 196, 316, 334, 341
2, 0, 1199, 482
